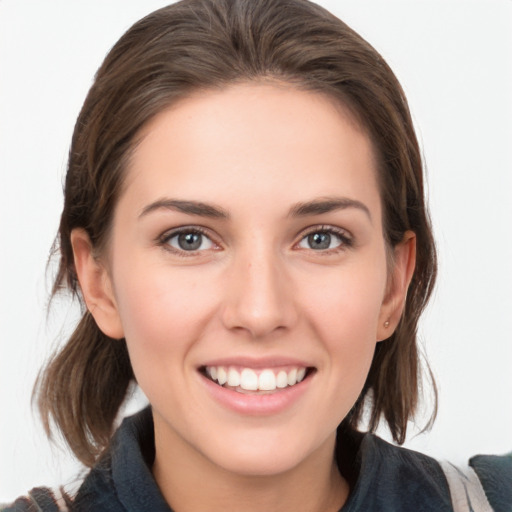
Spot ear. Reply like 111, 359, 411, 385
71, 228, 124, 339
377, 231, 416, 341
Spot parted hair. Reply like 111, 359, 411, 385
36, 0, 437, 467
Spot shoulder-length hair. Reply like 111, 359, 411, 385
36, 0, 437, 467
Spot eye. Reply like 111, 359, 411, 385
163, 229, 215, 252
297, 227, 351, 251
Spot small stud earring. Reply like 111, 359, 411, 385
384, 320, 390, 328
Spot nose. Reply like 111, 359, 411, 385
220, 247, 298, 339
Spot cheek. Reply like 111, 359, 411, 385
300, 257, 387, 384
321, 287, 380, 379
306, 261, 387, 340
111, 259, 219, 370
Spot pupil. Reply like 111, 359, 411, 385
308, 232, 330, 250
178, 232, 202, 250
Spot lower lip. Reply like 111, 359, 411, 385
200, 372, 312, 416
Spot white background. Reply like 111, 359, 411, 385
1, 0, 511, 502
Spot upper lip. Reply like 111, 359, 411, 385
199, 356, 313, 370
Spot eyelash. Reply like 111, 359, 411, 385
296, 225, 353, 254
157, 224, 353, 256
158, 226, 219, 257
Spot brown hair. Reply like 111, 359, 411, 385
36, 0, 437, 467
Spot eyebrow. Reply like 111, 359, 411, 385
138, 196, 371, 221
139, 199, 230, 219
288, 197, 372, 221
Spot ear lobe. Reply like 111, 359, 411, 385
70, 228, 124, 339
377, 231, 416, 341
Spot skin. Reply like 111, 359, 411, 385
72, 83, 415, 512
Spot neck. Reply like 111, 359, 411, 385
152, 423, 349, 512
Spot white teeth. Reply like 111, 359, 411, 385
227, 368, 240, 387
217, 367, 227, 385
276, 370, 288, 389
258, 369, 276, 391
240, 368, 258, 390
205, 365, 309, 391
287, 368, 297, 386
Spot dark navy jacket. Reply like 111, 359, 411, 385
3, 407, 512, 511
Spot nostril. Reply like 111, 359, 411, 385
219, 255, 299, 338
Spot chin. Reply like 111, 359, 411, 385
212, 446, 308, 477
200, 428, 335, 478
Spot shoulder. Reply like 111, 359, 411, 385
350, 434, 512, 512
366, 434, 453, 506
470, 451, 512, 512
338, 432, 453, 511
1, 408, 160, 512
1, 487, 71, 512
0, 460, 120, 512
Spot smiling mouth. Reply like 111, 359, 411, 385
200, 365, 315, 394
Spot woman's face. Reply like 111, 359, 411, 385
84, 83, 411, 477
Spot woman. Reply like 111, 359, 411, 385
1, 0, 510, 510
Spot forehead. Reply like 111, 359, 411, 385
122, 83, 381, 220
